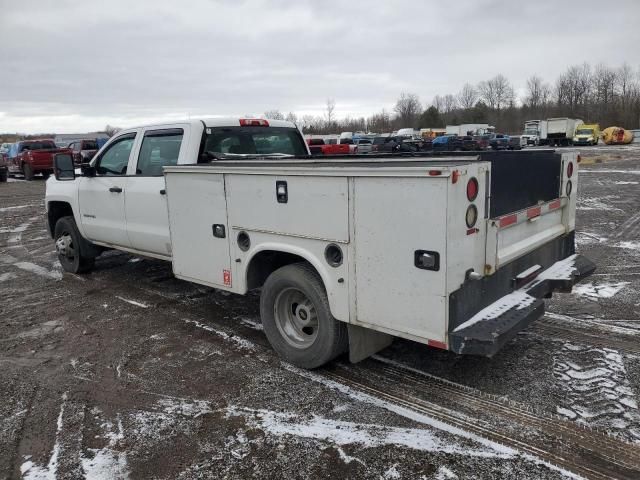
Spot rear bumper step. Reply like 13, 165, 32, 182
449, 254, 596, 357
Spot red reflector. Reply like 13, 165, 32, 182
452, 170, 460, 184
428, 170, 442, 176
466, 177, 479, 201
499, 214, 517, 228
549, 199, 561, 210
466, 227, 479, 235
527, 206, 541, 219
428, 339, 447, 350
567, 162, 574, 178
239, 118, 269, 127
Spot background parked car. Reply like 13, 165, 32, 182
7, 139, 72, 180
473, 135, 491, 150
370, 136, 390, 153
461, 136, 482, 151
488, 134, 510, 150
306, 138, 350, 155
0, 144, 9, 182
353, 138, 373, 154
508, 135, 526, 150
432, 135, 464, 152
68, 139, 99, 164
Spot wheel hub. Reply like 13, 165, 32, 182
55, 234, 74, 259
274, 288, 319, 349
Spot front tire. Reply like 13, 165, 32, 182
260, 263, 348, 369
54, 216, 95, 274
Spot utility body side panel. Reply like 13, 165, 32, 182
225, 174, 349, 242
165, 172, 232, 288
351, 176, 448, 343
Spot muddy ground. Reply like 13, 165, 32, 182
1, 145, 640, 480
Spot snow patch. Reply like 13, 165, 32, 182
614, 181, 639, 185
0, 272, 17, 282
453, 291, 536, 332
182, 318, 256, 351
81, 414, 129, 479
572, 281, 629, 300
0, 204, 36, 212
615, 241, 640, 250
116, 296, 149, 308
436, 466, 459, 480
226, 406, 510, 459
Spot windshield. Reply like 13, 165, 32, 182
204, 126, 307, 156
576, 129, 592, 135
82, 140, 98, 149
23, 141, 56, 150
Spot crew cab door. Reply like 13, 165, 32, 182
124, 125, 189, 257
78, 132, 139, 247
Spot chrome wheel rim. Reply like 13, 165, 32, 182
55, 232, 75, 260
273, 287, 318, 349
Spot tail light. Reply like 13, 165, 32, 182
466, 205, 478, 228
239, 119, 269, 127
567, 162, 574, 178
466, 177, 479, 201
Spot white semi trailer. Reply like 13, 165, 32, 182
45, 117, 595, 369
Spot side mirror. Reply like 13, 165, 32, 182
53, 153, 75, 181
81, 163, 96, 177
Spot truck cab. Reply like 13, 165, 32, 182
46, 118, 309, 260
573, 124, 600, 146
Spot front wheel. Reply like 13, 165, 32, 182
260, 263, 348, 369
54, 216, 95, 274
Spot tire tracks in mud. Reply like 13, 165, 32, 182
531, 315, 640, 356
321, 358, 640, 480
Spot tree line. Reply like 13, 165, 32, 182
267, 62, 640, 135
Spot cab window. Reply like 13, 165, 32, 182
95, 134, 136, 176
136, 129, 184, 176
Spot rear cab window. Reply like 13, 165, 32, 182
203, 126, 307, 157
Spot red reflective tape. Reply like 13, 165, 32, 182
428, 339, 447, 350
499, 214, 517, 228
466, 227, 479, 235
223, 269, 231, 286
549, 199, 561, 210
527, 206, 541, 219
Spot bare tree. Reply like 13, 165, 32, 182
104, 125, 121, 137
457, 83, 478, 110
443, 94, 457, 113
263, 109, 285, 120
394, 92, 421, 127
431, 95, 444, 112
478, 74, 513, 111
285, 111, 298, 125
525, 75, 548, 109
325, 98, 336, 125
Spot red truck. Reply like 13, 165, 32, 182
8, 139, 72, 180
306, 138, 351, 155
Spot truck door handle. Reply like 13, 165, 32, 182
159, 189, 166, 195
109, 186, 123, 193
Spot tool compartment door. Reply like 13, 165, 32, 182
353, 176, 447, 343
165, 172, 232, 288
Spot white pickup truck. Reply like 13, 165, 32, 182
46, 117, 595, 369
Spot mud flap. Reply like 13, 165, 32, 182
348, 324, 394, 363
449, 254, 595, 357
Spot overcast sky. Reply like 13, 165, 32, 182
1, 0, 639, 133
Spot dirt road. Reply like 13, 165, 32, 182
2, 148, 640, 479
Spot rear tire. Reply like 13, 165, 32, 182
41, 171, 50, 180
54, 216, 95, 274
260, 262, 348, 369
23, 163, 34, 181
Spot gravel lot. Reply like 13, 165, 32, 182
2, 147, 640, 480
